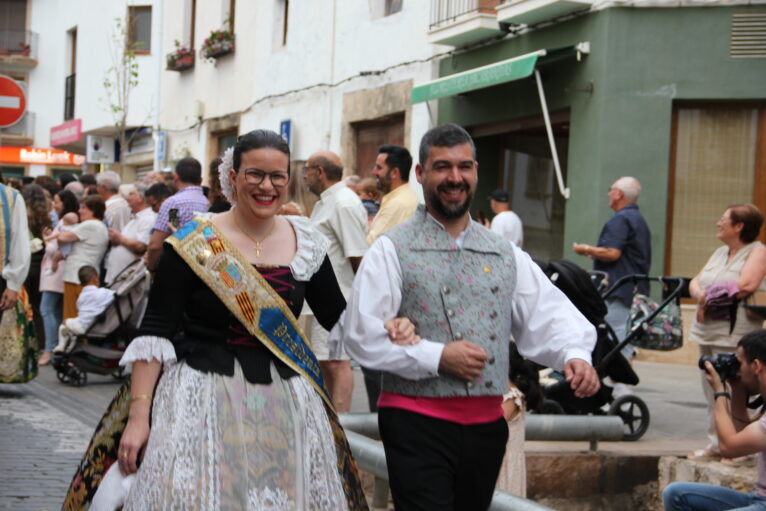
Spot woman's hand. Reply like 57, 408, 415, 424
384, 317, 420, 346
118, 414, 150, 475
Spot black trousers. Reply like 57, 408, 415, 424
378, 407, 508, 511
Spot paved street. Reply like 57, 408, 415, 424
0, 360, 708, 509
0, 368, 121, 511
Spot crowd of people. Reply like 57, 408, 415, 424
1, 122, 764, 510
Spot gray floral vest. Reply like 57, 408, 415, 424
382, 206, 517, 397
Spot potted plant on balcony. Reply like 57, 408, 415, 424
201, 27, 235, 59
167, 40, 195, 71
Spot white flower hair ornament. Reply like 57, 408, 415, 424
218, 146, 236, 206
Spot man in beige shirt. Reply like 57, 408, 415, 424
366, 144, 420, 245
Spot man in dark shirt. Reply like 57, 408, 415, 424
573, 176, 651, 356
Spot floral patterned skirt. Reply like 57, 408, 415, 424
63, 361, 368, 511
123, 361, 361, 510
0, 287, 38, 384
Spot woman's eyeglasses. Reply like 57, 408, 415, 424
241, 168, 289, 187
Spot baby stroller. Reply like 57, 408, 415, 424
53, 259, 150, 386
534, 259, 684, 441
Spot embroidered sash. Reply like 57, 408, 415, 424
166, 218, 334, 410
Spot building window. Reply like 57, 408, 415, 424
385, 0, 403, 15
128, 6, 152, 53
217, 130, 238, 156
666, 104, 766, 279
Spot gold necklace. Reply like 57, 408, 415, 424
233, 215, 277, 259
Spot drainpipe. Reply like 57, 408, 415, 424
153, 0, 164, 171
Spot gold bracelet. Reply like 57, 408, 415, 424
131, 394, 152, 401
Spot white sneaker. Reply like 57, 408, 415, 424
612, 382, 633, 399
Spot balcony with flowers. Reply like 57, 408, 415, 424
201, 28, 235, 59
166, 40, 195, 72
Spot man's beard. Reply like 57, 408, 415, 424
376, 172, 392, 194
426, 181, 473, 220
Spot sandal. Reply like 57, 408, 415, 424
37, 352, 52, 366
688, 448, 721, 461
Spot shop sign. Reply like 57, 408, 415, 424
50, 119, 82, 146
0, 147, 86, 166
86, 135, 116, 164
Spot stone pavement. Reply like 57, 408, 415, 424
0, 368, 121, 511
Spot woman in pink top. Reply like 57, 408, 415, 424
37, 189, 79, 366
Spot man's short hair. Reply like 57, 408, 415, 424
65, 181, 85, 200
175, 157, 203, 185
77, 265, 99, 286
612, 177, 641, 202
78, 174, 97, 186
96, 171, 121, 193
418, 123, 476, 166
314, 155, 343, 182
738, 329, 766, 365
379, 144, 412, 182
133, 182, 149, 198
145, 182, 173, 201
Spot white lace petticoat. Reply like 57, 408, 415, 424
124, 360, 349, 511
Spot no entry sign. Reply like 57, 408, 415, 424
0, 75, 27, 128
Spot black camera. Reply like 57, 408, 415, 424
698, 353, 741, 381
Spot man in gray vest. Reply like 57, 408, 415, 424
340, 124, 599, 510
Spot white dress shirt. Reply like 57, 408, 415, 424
309, 181, 368, 298
3, 192, 30, 291
105, 207, 157, 284
338, 215, 596, 380
490, 210, 524, 247
105, 195, 131, 232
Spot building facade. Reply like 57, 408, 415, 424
422, 0, 766, 276
158, 0, 435, 207
1, 0, 162, 181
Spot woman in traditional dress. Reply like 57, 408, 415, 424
65, 130, 412, 510
687, 204, 766, 459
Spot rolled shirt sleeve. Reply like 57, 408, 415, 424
332, 203, 368, 259
510, 243, 597, 370
3, 194, 30, 291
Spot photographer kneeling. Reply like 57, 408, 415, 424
663, 329, 766, 511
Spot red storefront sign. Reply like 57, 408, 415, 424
0, 147, 85, 166
50, 119, 82, 146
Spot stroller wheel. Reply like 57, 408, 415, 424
539, 398, 565, 415
69, 369, 88, 387
111, 368, 125, 380
56, 370, 70, 384
608, 394, 650, 441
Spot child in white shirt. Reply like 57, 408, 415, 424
54, 265, 116, 353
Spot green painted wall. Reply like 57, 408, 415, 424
438, 5, 766, 273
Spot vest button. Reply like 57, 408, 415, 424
446, 309, 455, 317
491, 286, 499, 293
489, 334, 497, 341
467, 381, 474, 389
442, 286, 450, 294
454, 332, 463, 339
489, 310, 498, 319
488, 357, 495, 364
485, 381, 493, 388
